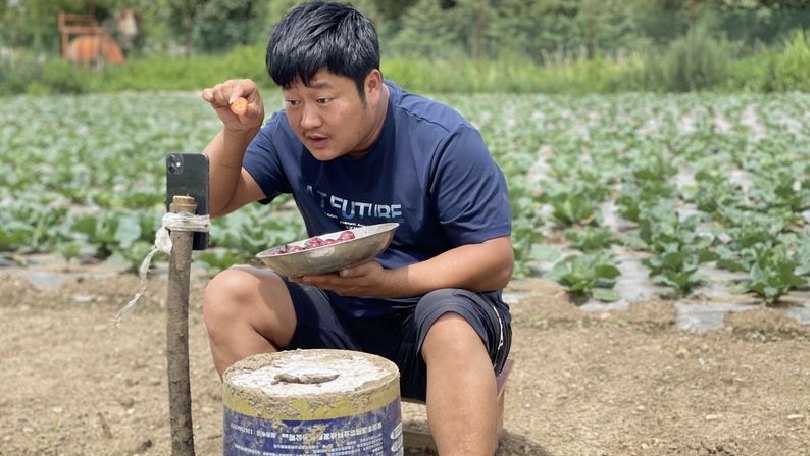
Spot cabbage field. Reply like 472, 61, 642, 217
2, 91, 810, 308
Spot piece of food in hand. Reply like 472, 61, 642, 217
230, 97, 248, 116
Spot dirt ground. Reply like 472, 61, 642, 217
1, 264, 809, 456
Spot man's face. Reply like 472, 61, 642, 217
283, 70, 380, 161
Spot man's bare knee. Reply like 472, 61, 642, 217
203, 267, 260, 321
202, 267, 296, 375
423, 312, 481, 360
203, 266, 295, 347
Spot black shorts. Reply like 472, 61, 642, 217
283, 280, 512, 401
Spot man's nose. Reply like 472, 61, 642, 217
300, 103, 322, 130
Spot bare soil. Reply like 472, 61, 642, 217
1, 268, 809, 456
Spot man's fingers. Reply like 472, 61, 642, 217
201, 86, 229, 108
227, 79, 257, 103
202, 80, 253, 108
340, 262, 378, 278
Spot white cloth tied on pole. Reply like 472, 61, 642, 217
114, 212, 210, 325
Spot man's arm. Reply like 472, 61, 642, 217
393, 235, 514, 295
295, 236, 514, 298
201, 79, 267, 217
203, 129, 265, 217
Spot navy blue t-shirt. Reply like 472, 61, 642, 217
243, 81, 511, 304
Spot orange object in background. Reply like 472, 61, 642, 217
66, 35, 125, 64
58, 11, 126, 65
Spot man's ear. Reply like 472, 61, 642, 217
365, 69, 383, 101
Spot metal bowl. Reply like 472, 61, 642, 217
255, 223, 399, 276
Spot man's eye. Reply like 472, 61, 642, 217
286, 99, 300, 106
317, 98, 332, 104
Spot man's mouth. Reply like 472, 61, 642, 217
306, 134, 329, 148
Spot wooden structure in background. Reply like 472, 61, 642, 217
57, 11, 125, 65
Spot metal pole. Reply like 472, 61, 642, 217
166, 195, 196, 456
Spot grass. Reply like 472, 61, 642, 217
2, 32, 810, 96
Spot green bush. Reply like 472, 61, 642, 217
726, 32, 810, 93
0, 51, 94, 95
98, 45, 267, 91
382, 53, 646, 94
532, 53, 648, 94
647, 26, 730, 92
727, 51, 776, 92
0, 51, 42, 95
383, 56, 539, 93
40, 60, 93, 94
771, 30, 810, 92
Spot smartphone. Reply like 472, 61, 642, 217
165, 152, 209, 250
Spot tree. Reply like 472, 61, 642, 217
374, 0, 419, 20
387, 0, 470, 57
166, 0, 255, 54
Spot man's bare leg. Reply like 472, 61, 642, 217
202, 266, 297, 376
422, 312, 499, 456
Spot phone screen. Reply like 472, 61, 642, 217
165, 153, 209, 250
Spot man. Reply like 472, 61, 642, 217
201, 2, 513, 454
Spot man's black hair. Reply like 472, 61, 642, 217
266, 1, 380, 96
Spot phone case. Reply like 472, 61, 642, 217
165, 152, 209, 250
